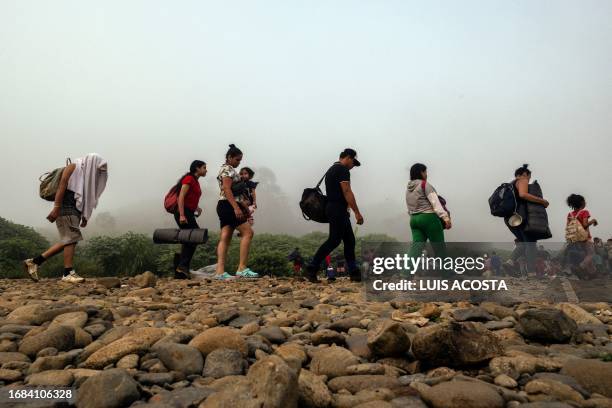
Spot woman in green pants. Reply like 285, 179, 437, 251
405, 163, 451, 264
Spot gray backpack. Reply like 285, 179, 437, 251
39, 158, 71, 201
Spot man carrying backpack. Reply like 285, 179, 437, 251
24, 154, 108, 283
305, 148, 364, 283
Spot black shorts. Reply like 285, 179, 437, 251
216, 200, 247, 229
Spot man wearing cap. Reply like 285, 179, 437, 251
306, 148, 364, 283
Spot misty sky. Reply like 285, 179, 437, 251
1, 0, 611, 242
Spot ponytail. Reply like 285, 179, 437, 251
175, 160, 206, 192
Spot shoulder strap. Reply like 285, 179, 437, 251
316, 166, 332, 188
315, 173, 326, 188
421, 180, 427, 194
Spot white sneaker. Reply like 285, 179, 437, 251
23, 259, 39, 282
61, 271, 84, 283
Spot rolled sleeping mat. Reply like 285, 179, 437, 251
153, 228, 208, 244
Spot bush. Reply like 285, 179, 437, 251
82, 232, 160, 276
0, 217, 49, 278
0, 215, 401, 278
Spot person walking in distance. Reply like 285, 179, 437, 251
23, 153, 108, 283
305, 148, 364, 283
173, 160, 207, 279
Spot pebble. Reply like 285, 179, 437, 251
0, 276, 608, 407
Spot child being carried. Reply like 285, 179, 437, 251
239, 167, 258, 225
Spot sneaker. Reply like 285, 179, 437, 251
214, 272, 235, 281
236, 268, 259, 278
61, 271, 84, 283
23, 259, 39, 282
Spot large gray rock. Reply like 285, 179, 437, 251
412, 322, 503, 367
555, 303, 603, 325
6, 304, 44, 324
76, 369, 140, 408
81, 327, 165, 369
310, 345, 360, 379
298, 369, 333, 408
489, 355, 563, 380
328, 375, 401, 393
27, 370, 74, 387
28, 350, 80, 374
188, 327, 248, 357
0, 324, 36, 335
203, 348, 247, 379
311, 329, 345, 346
367, 320, 410, 357
200, 377, 259, 408
0, 352, 31, 364
452, 307, 496, 322
518, 309, 577, 343
524, 377, 584, 404
19, 326, 75, 358
328, 317, 361, 332
153, 342, 203, 375
247, 355, 298, 408
417, 380, 504, 408
49, 311, 88, 329
560, 358, 612, 398
257, 326, 286, 344
532, 372, 590, 398
137, 372, 175, 386
0, 368, 23, 382
346, 334, 372, 359
275, 343, 307, 372
18, 306, 85, 326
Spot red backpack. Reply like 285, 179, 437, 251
164, 185, 178, 213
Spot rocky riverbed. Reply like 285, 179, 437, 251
0, 273, 611, 408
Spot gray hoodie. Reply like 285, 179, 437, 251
406, 179, 450, 221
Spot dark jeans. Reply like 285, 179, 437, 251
507, 224, 537, 274
173, 209, 199, 271
309, 203, 357, 274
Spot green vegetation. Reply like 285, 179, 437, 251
0, 216, 396, 278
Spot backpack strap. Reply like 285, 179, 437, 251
315, 172, 327, 188
315, 166, 333, 189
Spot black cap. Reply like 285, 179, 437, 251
340, 148, 361, 167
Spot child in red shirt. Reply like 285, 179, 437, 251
566, 194, 598, 241
566, 194, 598, 278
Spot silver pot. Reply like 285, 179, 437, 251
508, 213, 523, 227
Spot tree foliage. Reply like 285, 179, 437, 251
1, 215, 398, 278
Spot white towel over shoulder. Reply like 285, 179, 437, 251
67, 153, 108, 220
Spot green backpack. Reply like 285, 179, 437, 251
39, 158, 71, 201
